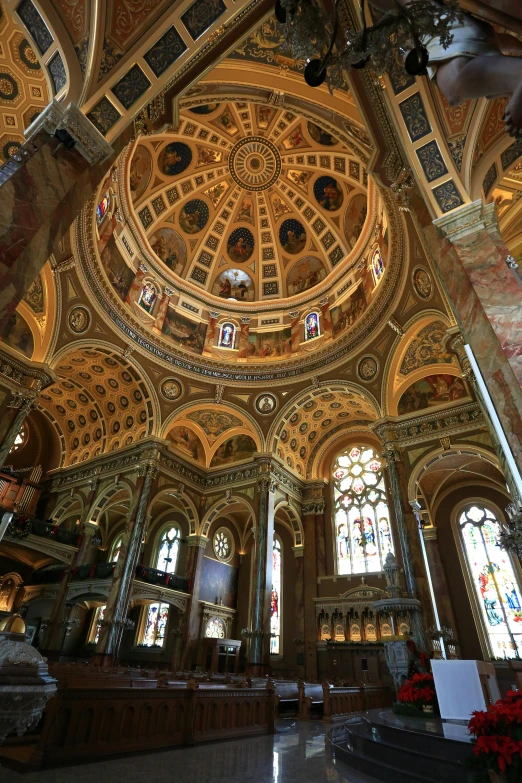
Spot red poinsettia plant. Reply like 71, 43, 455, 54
469, 690, 522, 782
395, 672, 438, 714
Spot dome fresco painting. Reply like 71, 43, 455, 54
84, 98, 393, 371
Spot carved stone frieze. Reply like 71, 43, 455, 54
372, 403, 484, 448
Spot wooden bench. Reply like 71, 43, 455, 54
322, 682, 393, 722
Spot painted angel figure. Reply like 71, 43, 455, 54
368, 0, 522, 136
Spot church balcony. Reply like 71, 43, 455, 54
30, 562, 189, 597
134, 564, 189, 593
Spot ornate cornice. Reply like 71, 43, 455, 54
0, 347, 57, 394
433, 199, 497, 243
372, 402, 484, 447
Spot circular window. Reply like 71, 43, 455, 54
213, 527, 233, 562
205, 617, 226, 638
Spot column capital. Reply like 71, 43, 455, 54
433, 199, 497, 243
293, 545, 304, 558
187, 535, 208, 549
7, 392, 34, 411
257, 475, 277, 493
24, 99, 113, 165
302, 500, 325, 515
422, 527, 438, 541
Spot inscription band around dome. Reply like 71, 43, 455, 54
228, 136, 281, 192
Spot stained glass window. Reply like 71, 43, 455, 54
90, 605, 106, 643
305, 311, 320, 341
138, 282, 157, 314
371, 248, 384, 284
333, 445, 394, 575
218, 322, 236, 349
96, 193, 110, 224
270, 537, 282, 655
205, 617, 226, 638
213, 528, 232, 561
156, 526, 180, 573
458, 504, 522, 659
142, 602, 169, 647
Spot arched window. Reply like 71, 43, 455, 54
205, 617, 226, 638
8, 424, 27, 454
304, 311, 320, 341
138, 282, 157, 314
141, 602, 169, 647
96, 193, 110, 224
270, 537, 282, 655
218, 322, 236, 349
333, 445, 394, 575
110, 535, 123, 563
371, 248, 384, 284
156, 526, 180, 573
458, 504, 522, 659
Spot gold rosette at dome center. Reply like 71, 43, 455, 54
229, 136, 281, 191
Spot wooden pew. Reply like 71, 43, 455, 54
28, 680, 277, 766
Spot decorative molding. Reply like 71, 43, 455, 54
433, 199, 497, 243
24, 100, 113, 165
372, 402, 484, 447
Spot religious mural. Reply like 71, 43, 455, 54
204, 180, 229, 207
210, 434, 257, 466
0, 311, 34, 358
282, 125, 309, 150
167, 426, 203, 462
246, 328, 292, 360
397, 374, 469, 415
256, 104, 277, 129
227, 228, 255, 263
314, 176, 344, 211
179, 199, 210, 234
399, 320, 455, 376
279, 219, 306, 254
23, 274, 44, 313
344, 193, 368, 248
212, 269, 254, 300
331, 286, 367, 336
189, 103, 220, 115
286, 257, 327, 296
100, 236, 135, 302
271, 195, 291, 220
200, 556, 239, 608
185, 410, 244, 444
158, 141, 192, 176
149, 228, 187, 274
161, 308, 207, 354
210, 106, 238, 136
129, 145, 152, 202
196, 146, 222, 166
236, 196, 255, 224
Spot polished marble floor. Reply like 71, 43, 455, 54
1, 720, 380, 782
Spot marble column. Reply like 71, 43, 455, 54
383, 446, 429, 652
203, 310, 219, 354
0, 393, 34, 469
93, 461, 158, 666
39, 520, 99, 658
293, 545, 305, 679
0, 100, 122, 330
425, 200, 522, 479
320, 297, 333, 339
248, 475, 275, 675
314, 499, 327, 579
420, 526, 458, 636
302, 503, 319, 679
153, 286, 174, 332
180, 535, 208, 671
237, 316, 250, 360
290, 311, 301, 353
125, 263, 147, 306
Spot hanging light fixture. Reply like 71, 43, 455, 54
276, 0, 461, 92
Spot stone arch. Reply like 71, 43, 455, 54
308, 423, 382, 482
146, 487, 199, 537
390, 367, 468, 418
200, 494, 256, 545
51, 493, 85, 524
274, 500, 304, 548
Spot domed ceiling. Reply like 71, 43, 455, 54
79, 96, 402, 380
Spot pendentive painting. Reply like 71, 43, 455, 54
0, 311, 34, 358
167, 426, 203, 462
149, 228, 187, 275
397, 374, 469, 416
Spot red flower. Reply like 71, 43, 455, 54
473, 735, 522, 772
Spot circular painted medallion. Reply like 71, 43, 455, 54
189, 103, 220, 115
357, 355, 379, 382
279, 219, 306, 255
314, 176, 344, 211
229, 136, 281, 192
158, 142, 192, 176
255, 393, 277, 415
179, 199, 209, 234
307, 121, 338, 146
160, 378, 183, 401
68, 306, 91, 334
227, 227, 255, 263
412, 267, 433, 300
